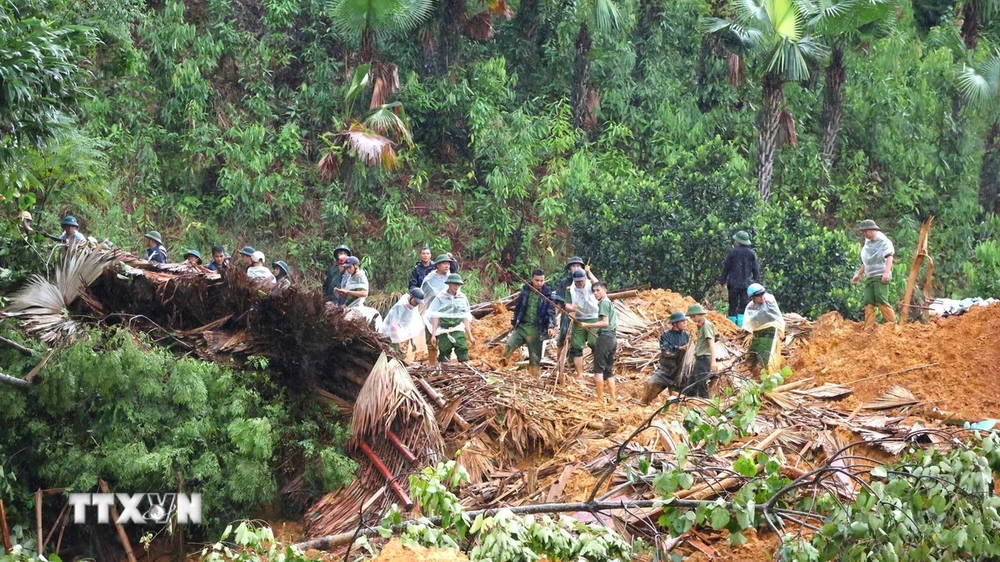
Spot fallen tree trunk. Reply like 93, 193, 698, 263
0, 371, 31, 389
294, 496, 789, 550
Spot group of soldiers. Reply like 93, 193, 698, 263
41, 213, 898, 406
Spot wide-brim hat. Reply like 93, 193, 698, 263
445, 273, 464, 285
184, 249, 203, 263
566, 256, 585, 268
274, 260, 289, 274
239, 246, 256, 257
144, 231, 163, 244
61, 215, 79, 227
857, 219, 880, 231
733, 230, 751, 245
334, 244, 352, 256
686, 304, 707, 316
434, 254, 452, 265
668, 311, 687, 324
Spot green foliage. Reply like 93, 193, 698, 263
0, 0, 97, 203
780, 433, 1000, 561
962, 237, 1000, 297
754, 199, 856, 317
199, 522, 313, 562
373, 460, 635, 561
0, 327, 356, 536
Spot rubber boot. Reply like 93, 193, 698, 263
736, 314, 744, 327
728, 316, 738, 326
877, 304, 897, 325
863, 305, 876, 331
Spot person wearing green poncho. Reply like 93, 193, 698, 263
427, 274, 476, 363
743, 283, 785, 377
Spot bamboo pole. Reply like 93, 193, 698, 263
385, 429, 418, 463
359, 440, 414, 509
0, 499, 11, 554
99, 480, 138, 562
0, 336, 33, 356
901, 216, 934, 323
415, 376, 470, 430
35, 490, 42, 557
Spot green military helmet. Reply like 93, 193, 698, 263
434, 254, 452, 265
274, 260, 289, 275
668, 311, 687, 324
61, 215, 80, 227
334, 244, 352, 256
857, 219, 881, 231
445, 273, 464, 285
183, 249, 203, 264
732, 230, 751, 245
686, 304, 707, 316
239, 246, 256, 257
144, 231, 163, 244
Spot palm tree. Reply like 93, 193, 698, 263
958, 50, 1000, 216
320, 0, 429, 176
326, 0, 434, 64
806, 0, 896, 170
959, 0, 999, 50
700, 0, 826, 201
573, 0, 623, 133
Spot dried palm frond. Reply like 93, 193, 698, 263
369, 63, 400, 109
612, 301, 649, 338
4, 246, 115, 342
352, 353, 442, 452
318, 150, 340, 182
862, 386, 918, 410
779, 109, 798, 147
463, 12, 495, 41
346, 124, 399, 170
727, 53, 745, 86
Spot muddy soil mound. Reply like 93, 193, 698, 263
791, 303, 1000, 420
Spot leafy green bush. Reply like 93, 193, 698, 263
0, 328, 355, 536
754, 199, 856, 317
962, 238, 1000, 298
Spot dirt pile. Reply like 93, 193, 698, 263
372, 538, 469, 562
791, 303, 1000, 420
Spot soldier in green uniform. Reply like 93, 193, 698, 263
427, 274, 476, 363
502, 269, 557, 377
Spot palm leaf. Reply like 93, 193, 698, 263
345, 64, 372, 105
766, 0, 804, 41
326, 0, 434, 42
364, 104, 413, 145
346, 124, 399, 170
592, 0, 622, 33
3, 245, 114, 342
958, 53, 1000, 110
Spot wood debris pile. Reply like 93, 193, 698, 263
79, 251, 386, 401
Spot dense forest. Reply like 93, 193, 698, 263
1, 0, 999, 318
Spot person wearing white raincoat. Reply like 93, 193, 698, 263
380, 288, 425, 353
743, 283, 785, 377
425, 274, 476, 363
